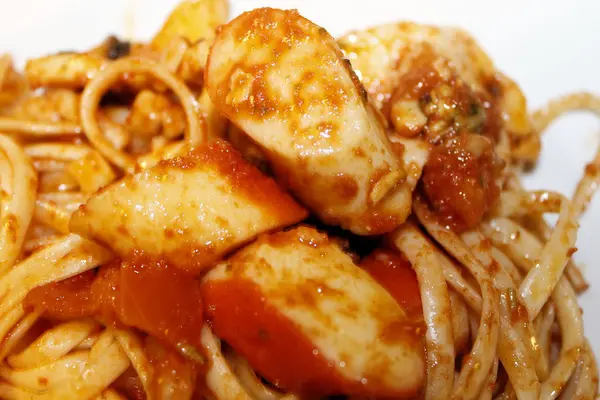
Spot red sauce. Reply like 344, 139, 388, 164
202, 278, 416, 398
24, 270, 97, 320
422, 134, 502, 231
360, 249, 423, 319
92, 262, 121, 325
509, 303, 529, 325
119, 259, 204, 347
24, 260, 204, 349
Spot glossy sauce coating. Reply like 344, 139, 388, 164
206, 8, 417, 235
24, 269, 97, 320
25, 259, 204, 349
69, 140, 308, 273
422, 134, 503, 231
202, 226, 425, 397
119, 259, 204, 347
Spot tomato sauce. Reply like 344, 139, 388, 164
203, 278, 349, 396
118, 259, 204, 348
422, 134, 503, 231
91, 262, 122, 325
24, 270, 97, 320
24, 259, 204, 349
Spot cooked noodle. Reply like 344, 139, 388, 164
390, 222, 455, 400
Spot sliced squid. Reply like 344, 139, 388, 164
8, 89, 80, 123
202, 226, 426, 398
206, 8, 421, 235
69, 140, 308, 273
339, 23, 492, 108
338, 23, 538, 159
24, 53, 106, 89
151, 0, 229, 50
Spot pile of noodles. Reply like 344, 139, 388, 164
0, 1, 598, 399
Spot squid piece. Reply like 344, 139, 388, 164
151, 0, 229, 50
227, 124, 268, 168
206, 8, 420, 235
0, 55, 27, 109
338, 23, 538, 159
69, 140, 308, 273
7, 89, 80, 123
388, 135, 429, 189
24, 53, 106, 89
338, 23, 494, 109
338, 22, 496, 106
494, 73, 540, 164
202, 226, 426, 398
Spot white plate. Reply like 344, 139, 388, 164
1, 0, 599, 354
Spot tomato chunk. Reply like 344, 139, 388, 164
91, 261, 122, 325
422, 134, 502, 231
24, 259, 203, 349
118, 259, 204, 348
24, 270, 96, 320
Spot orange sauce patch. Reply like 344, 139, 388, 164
422, 134, 502, 231
25, 259, 204, 349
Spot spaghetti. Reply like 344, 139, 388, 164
0, 1, 597, 399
